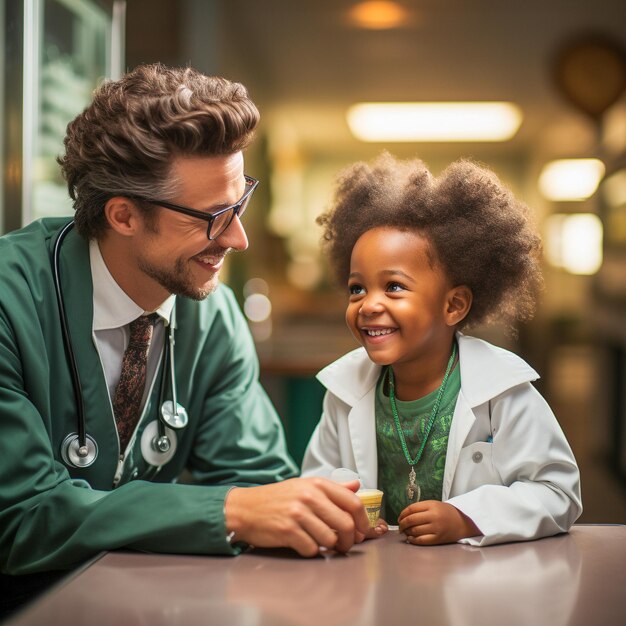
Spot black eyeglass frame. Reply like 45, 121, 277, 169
132, 175, 259, 240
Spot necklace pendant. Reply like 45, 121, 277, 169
406, 466, 420, 503
388, 346, 456, 509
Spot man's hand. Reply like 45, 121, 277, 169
397, 500, 481, 545
224, 477, 370, 556
363, 518, 389, 540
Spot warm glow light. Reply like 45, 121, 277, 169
538, 159, 605, 201
602, 168, 626, 208
243, 293, 272, 323
545, 213, 603, 275
243, 277, 269, 298
347, 1, 410, 29
346, 102, 522, 142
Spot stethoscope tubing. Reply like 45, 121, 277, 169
53, 221, 88, 448
158, 327, 171, 442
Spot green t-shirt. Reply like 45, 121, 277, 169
375, 362, 461, 524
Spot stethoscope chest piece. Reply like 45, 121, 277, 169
61, 433, 98, 468
141, 420, 178, 466
161, 400, 188, 430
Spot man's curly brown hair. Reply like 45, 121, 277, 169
318, 152, 543, 330
58, 63, 259, 240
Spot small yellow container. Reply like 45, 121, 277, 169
356, 489, 384, 527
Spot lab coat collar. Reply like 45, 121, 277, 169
316, 347, 380, 407
90, 239, 175, 330
317, 332, 539, 409
457, 333, 539, 405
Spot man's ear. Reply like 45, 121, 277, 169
104, 196, 140, 237
444, 285, 473, 327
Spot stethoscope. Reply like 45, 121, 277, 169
53, 220, 188, 469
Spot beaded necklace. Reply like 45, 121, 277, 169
387, 342, 457, 503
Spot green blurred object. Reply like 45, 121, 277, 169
261, 373, 325, 469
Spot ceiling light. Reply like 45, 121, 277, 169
346, 102, 522, 142
347, 1, 410, 30
538, 159, 605, 201
545, 213, 603, 275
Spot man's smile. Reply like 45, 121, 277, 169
192, 249, 228, 271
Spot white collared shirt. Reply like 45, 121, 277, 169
89, 240, 175, 407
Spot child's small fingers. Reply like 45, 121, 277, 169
398, 501, 429, 522
397, 507, 416, 523
398, 512, 430, 533
407, 533, 438, 546
402, 520, 436, 538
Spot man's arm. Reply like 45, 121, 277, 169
174, 287, 299, 486
178, 290, 370, 554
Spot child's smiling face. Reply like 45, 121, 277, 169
346, 226, 464, 371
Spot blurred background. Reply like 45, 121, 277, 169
2, 0, 626, 522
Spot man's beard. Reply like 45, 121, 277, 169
138, 250, 227, 301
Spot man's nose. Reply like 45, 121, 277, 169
215, 214, 248, 251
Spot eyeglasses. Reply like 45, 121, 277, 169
133, 175, 259, 240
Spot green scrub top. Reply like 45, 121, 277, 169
0, 218, 297, 574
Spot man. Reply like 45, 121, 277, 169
0, 64, 368, 578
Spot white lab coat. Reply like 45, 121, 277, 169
301, 334, 582, 545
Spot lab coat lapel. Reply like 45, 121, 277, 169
441, 390, 475, 500
348, 387, 378, 488
441, 335, 540, 500
318, 348, 380, 488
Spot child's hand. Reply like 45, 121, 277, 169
397, 501, 481, 545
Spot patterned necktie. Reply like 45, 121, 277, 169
113, 313, 159, 453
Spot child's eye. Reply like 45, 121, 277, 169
349, 284, 365, 296
387, 282, 405, 292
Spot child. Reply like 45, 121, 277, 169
301, 152, 582, 546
